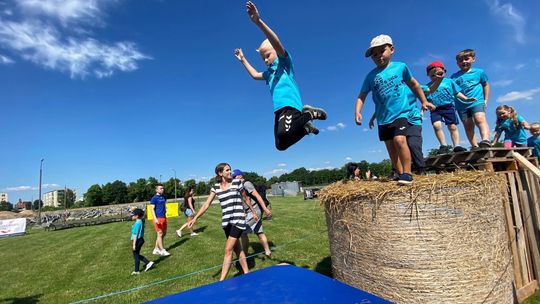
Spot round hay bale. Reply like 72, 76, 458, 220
319, 171, 513, 304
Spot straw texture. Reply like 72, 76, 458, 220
319, 171, 513, 304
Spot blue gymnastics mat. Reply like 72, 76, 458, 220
146, 264, 391, 303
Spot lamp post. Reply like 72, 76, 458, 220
159, 174, 162, 183
171, 168, 177, 202
38, 158, 44, 225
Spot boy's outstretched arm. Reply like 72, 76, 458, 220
455, 92, 476, 102
355, 92, 368, 125
369, 112, 376, 129
407, 78, 436, 110
246, 1, 286, 57
424, 75, 443, 94
234, 48, 264, 80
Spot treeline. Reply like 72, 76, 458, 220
80, 159, 392, 207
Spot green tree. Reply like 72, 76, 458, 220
242, 171, 267, 185
183, 179, 197, 195
102, 180, 129, 205
0, 201, 12, 211
33, 199, 43, 210
84, 184, 104, 206
164, 178, 182, 201
195, 181, 209, 196
127, 178, 149, 202
267, 176, 279, 187
147, 177, 159, 200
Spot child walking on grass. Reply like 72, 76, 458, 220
130, 208, 154, 275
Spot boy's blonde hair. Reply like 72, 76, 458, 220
456, 49, 476, 60
257, 39, 273, 52
530, 122, 540, 131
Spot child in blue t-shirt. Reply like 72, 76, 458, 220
356, 34, 435, 184
234, 1, 327, 151
528, 123, 540, 159
493, 105, 530, 148
450, 49, 491, 148
423, 61, 476, 154
130, 208, 154, 275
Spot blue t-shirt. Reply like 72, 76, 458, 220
528, 136, 540, 159
263, 52, 303, 112
361, 61, 414, 125
422, 78, 461, 107
131, 219, 144, 240
495, 115, 528, 145
450, 68, 488, 110
150, 194, 167, 218
405, 87, 422, 126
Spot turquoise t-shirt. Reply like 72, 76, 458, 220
361, 61, 413, 125
528, 136, 540, 159
263, 52, 303, 112
131, 219, 144, 240
422, 78, 461, 107
450, 68, 488, 110
495, 115, 528, 145
405, 87, 422, 126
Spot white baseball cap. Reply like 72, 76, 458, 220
365, 34, 393, 57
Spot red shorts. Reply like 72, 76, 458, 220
153, 217, 167, 232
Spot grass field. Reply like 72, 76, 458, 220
0, 196, 330, 304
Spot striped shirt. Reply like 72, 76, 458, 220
212, 179, 246, 229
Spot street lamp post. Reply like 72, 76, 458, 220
171, 168, 177, 202
159, 174, 162, 183
38, 158, 44, 225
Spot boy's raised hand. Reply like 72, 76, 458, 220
234, 48, 244, 61
246, 1, 260, 23
355, 112, 363, 125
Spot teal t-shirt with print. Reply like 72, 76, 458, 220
528, 136, 540, 158
495, 115, 528, 145
422, 78, 461, 107
131, 219, 144, 240
361, 61, 413, 125
263, 52, 303, 112
450, 68, 488, 110
405, 87, 422, 126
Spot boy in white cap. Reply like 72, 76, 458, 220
355, 34, 435, 184
234, 1, 327, 151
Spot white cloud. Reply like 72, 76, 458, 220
17, 0, 106, 25
345, 157, 352, 161
496, 87, 540, 103
491, 79, 514, 87
326, 122, 346, 131
485, 0, 526, 44
3, 183, 60, 191
369, 149, 383, 153
277, 163, 287, 167
515, 63, 525, 70
307, 166, 335, 171
264, 168, 288, 176
362, 128, 369, 132
412, 53, 445, 67
324, 161, 331, 164
0, 53, 14, 64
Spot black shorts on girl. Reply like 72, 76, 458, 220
378, 118, 411, 141
223, 223, 244, 239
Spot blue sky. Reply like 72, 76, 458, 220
1, 0, 539, 201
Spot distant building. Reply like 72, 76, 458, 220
43, 189, 75, 207
270, 181, 301, 196
0, 192, 8, 202
15, 199, 31, 210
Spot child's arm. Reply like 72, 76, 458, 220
455, 92, 476, 102
492, 131, 501, 146
355, 92, 368, 125
246, 1, 286, 58
423, 75, 443, 94
242, 190, 259, 222
482, 81, 490, 107
234, 48, 264, 80
369, 112, 376, 129
407, 78, 436, 110
132, 234, 137, 250
187, 192, 215, 228
523, 120, 531, 130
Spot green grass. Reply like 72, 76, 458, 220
0, 196, 330, 304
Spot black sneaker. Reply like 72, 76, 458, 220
453, 145, 467, 153
397, 173, 413, 185
304, 121, 319, 135
303, 105, 327, 120
438, 145, 450, 154
478, 140, 491, 148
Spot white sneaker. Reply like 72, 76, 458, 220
160, 249, 171, 256
131, 271, 140, 275
144, 261, 154, 272
152, 248, 161, 255
176, 229, 182, 238
190, 232, 198, 237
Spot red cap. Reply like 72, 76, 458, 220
426, 61, 445, 74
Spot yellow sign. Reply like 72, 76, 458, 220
146, 202, 179, 220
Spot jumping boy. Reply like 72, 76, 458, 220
450, 49, 491, 148
356, 34, 435, 184
424, 61, 475, 153
234, 1, 327, 151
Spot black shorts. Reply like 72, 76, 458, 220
223, 223, 244, 239
378, 118, 411, 141
430, 104, 459, 125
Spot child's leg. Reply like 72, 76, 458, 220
473, 111, 490, 141
394, 135, 412, 174
463, 118, 477, 147
233, 240, 249, 274
384, 140, 402, 174
432, 121, 447, 146
406, 125, 425, 173
133, 239, 143, 272
448, 124, 461, 147
274, 107, 312, 151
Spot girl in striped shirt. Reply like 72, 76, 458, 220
188, 163, 258, 281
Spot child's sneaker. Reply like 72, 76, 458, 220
176, 229, 182, 238
304, 121, 319, 135
190, 232, 198, 237
303, 105, 327, 120
160, 250, 171, 256
453, 145, 467, 153
131, 271, 140, 275
144, 261, 154, 272
152, 248, 161, 255
397, 173, 413, 185
478, 140, 491, 148
438, 145, 451, 154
